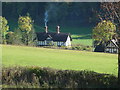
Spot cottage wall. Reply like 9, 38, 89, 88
64, 36, 71, 46
105, 41, 118, 54
36, 32, 72, 47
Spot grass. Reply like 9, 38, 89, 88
72, 39, 92, 46
71, 34, 92, 46
2, 45, 118, 76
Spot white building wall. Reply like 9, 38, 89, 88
37, 36, 71, 46
105, 41, 118, 53
64, 36, 71, 46
37, 41, 46, 46
44, 40, 47, 45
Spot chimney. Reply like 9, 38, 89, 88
45, 26, 48, 33
57, 26, 60, 34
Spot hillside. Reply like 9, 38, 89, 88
2, 45, 118, 76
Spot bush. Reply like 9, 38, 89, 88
2, 66, 119, 88
6, 29, 24, 45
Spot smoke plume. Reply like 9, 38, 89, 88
44, 10, 49, 26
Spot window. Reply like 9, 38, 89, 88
46, 37, 53, 46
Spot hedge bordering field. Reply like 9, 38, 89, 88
2, 66, 119, 88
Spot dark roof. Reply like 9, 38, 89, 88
36, 32, 72, 42
94, 43, 105, 52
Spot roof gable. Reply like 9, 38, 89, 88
106, 39, 119, 48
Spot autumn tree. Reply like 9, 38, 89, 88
18, 14, 36, 46
0, 16, 9, 44
93, 20, 116, 46
99, 2, 120, 84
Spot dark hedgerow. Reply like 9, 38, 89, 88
2, 66, 119, 88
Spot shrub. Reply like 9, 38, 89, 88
6, 29, 24, 45
2, 66, 119, 88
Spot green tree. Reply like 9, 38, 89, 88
6, 28, 24, 45
18, 14, 36, 46
6, 31, 14, 44
93, 20, 116, 46
0, 16, 9, 44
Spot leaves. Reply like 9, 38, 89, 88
18, 16, 33, 32
0, 16, 9, 34
2, 66, 118, 88
93, 20, 116, 44
17, 15, 36, 46
0, 16, 9, 44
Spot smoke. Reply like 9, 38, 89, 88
44, 3, 61, 26
44, 3, 56, 26
44, 10, 49, 26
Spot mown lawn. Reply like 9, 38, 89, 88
2, 45, 118, 76
71, 34, 92, 46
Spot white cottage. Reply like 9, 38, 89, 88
105, 39, 118, 53
36, 26, 72, 47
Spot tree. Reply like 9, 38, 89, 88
6, 31, 14, 44
6, 29, 23, 45
93, 20, 116, 46
18, 14, 36, 46
99, 2, 120, 84
0, 16, 9, 44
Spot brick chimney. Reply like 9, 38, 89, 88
57, 26, 60, 34
45, 26, 48, 33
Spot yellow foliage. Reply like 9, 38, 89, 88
18, 15, 33, 32
93, 20, 116, 43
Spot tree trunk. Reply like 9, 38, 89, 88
118, 38, 120, 85
118, 25, 120, 85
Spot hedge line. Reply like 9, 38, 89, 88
2, 66, 119, 88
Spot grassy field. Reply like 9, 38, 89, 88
2, 45, 118, 76
71, 34, 92, 46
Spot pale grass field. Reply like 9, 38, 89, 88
2, 45, 118, 76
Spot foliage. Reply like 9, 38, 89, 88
5, 14, 37, 46
100, 2, 120, 35
26, 27, 37, 46
18, 14, 36, 46
2, 2, 99, 27
18, 14, 32, 32
93, 20, 116, 45
6, 31, 14, 44
0, 16, 9, 44
2, 66, 119, 88
6, 29, 23, 45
